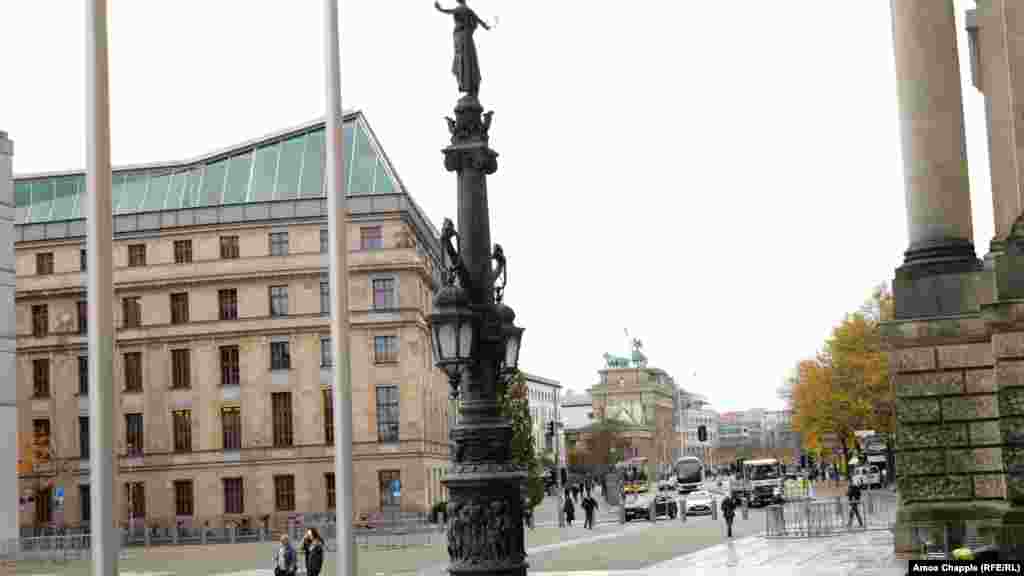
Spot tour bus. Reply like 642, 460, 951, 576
674, 456, 704, 494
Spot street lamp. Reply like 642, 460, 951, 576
432, 2, 528, 573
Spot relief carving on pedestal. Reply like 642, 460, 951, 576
447, 496, 525, 568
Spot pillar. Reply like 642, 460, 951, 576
0, 132, 16, 544
966, 2, 1024, 261
890, 0, 982, 319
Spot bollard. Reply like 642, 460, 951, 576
711, 497, 718, 521
172, 526, 179, 545
619, 504, 626, 525
741, 499, 749, 521
680, 498, 686, 523
230, 527, 237, 544
201, 527, 207, 546
650, 499, 657, 523
144, 528, 151, 547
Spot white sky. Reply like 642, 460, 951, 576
0, 1, 991, 413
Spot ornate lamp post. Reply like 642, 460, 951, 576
431, 2, 528, 574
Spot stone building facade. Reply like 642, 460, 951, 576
884, 1, 1024, 554
13, 113, 452, 532
588, 366, 677, 475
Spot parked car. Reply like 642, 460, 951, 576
684, 490, 715, 516
852, 465, 882, 489
623, 493, 678, 521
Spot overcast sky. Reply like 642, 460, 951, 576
0, 1, 991, 413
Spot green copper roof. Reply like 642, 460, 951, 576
14, 115, 400, 224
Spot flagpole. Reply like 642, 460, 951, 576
86, 0, 117, 574
324, 1, 355, 574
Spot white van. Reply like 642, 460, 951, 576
853, 465, 881, 489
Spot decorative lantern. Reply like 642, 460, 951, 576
429, 283, 477, 398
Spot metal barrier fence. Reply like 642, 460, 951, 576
310, 521, 445, 550
764, 491, 897, 538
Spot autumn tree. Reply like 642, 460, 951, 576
790, 284, 894, 478
500, 370, 546, 511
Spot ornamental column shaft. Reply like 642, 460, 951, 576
890, 0, 981, 318
892, 0, 974, 248
0, 131, 16, 545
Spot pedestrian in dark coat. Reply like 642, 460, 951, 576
847, 480, 864, 528
303, 528, 325, 576
721, 495, 737, 538
581, 494, 598, 529
564, 496, 576, 526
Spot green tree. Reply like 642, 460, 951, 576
500, 370, 546, 511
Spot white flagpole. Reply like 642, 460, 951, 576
86, 0, 117, 574
325, 1, 355, 574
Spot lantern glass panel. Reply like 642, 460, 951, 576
458, 321, 474, 360
504, 329, 522, 369
438, 323, 456, 362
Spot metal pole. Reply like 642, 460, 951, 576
555, 392, 564, 527
86, 0, 116, 573
325, 1, 354, 574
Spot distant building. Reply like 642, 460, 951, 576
522, 372, 561, 459
560, 390, 594, 432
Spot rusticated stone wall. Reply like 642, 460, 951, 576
887, 317, 1006, 504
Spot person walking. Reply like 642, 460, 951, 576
302, 528, 325, 576
563, 494, 576, 527
847, 478, 865, 529
273, 534, 298, 576
721, 494, 737, 538
581, 493, 599, 530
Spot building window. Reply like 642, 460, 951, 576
79, 356, 88, 396
320, 282, 330, 315
122, 297, 141, 328
80, 416, 89, 459
374, 335, 398, 364
320, 337, 333, 368
269, 286, 288, 317
376, 385, 399, 443
326, 473, 336, 510
272, 392, 293, 447
174, 480, 194, 517
270, 341, 290, 371
32, 358, 50, 398
128, 244, 146, 267
125, 413, 143, 457
372, 278, 396, 310
33, 419, 50, 460
269, 232, 289, 257
323, 388, 334, 445
222, 407, 241, 450
320, 229, 328, 253
223, 478, 244, 514
171, 349, 191, 389
36, 252, 54, 275
78, 301, 88, 335
80, 484, 91, 524
125, 482, 145, 519
221, 345, 240, 386
218, 289, 238, 320
220, 236, 240, 259
36, 487, 52, 524
173, 240, 193, 264
379, 470, 400, 508
172, 410, 192, 452
360, 226, 383, 250
274, 475, 295, 511
31, 305, 48, 337
170, 293, 189, 324
124, 351, 143, 392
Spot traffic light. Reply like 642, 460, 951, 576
697, 425, 707, 443
800, 454, 807, 468
546, 421, 555, 437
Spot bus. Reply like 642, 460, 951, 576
674, 456, 703, 493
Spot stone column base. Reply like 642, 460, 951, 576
894, 502, 1008, 554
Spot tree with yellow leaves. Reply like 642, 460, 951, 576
791, 284, 894, 478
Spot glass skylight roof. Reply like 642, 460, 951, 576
14, 118, 399, 224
